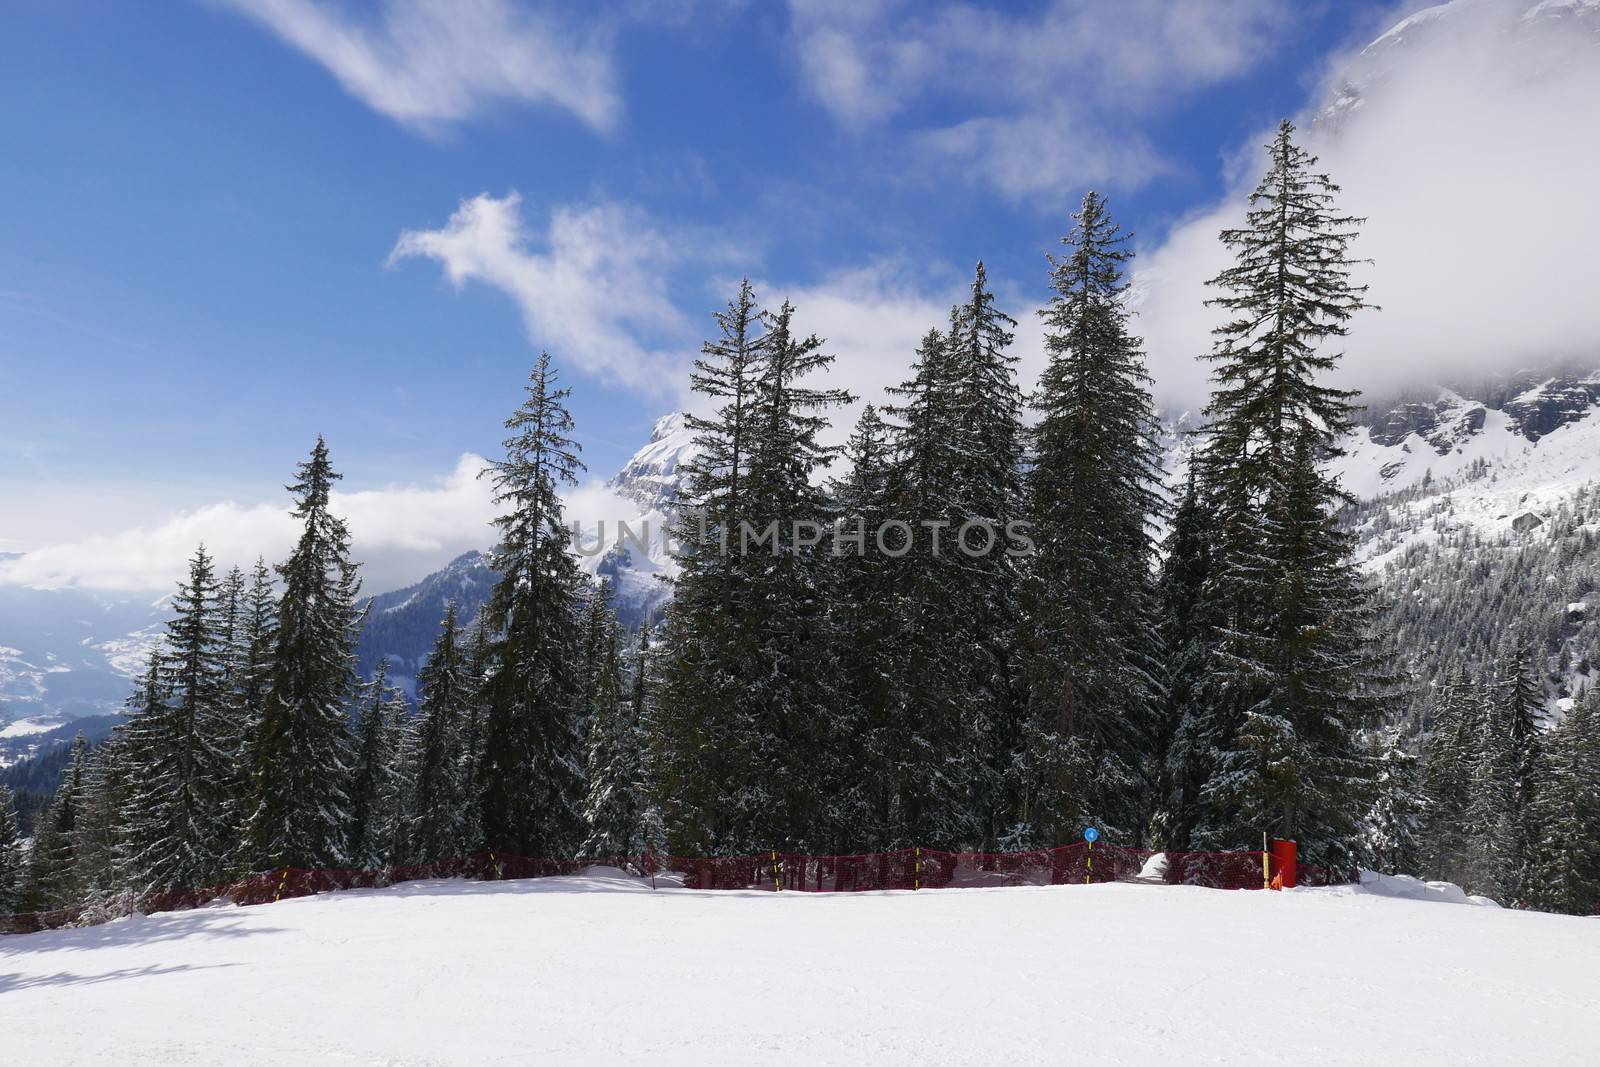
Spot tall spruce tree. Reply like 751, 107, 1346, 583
945, 263, 1025, 849
123, 545, 234, 891
477, 353, 587, 857
879, 264, 1025, 850
657, 287, 851, 852
242, 438, 362, 870
1189, 121, 1387, 867
406, 604, 472, 862
655, 281, 771, 854
881, 327, 974, 849
1018, 192, 1164, 847
741, 299, 851, 849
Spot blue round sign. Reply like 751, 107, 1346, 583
1083, 827, 1100, 843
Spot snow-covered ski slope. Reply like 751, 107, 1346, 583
3, 869, 1597, 1065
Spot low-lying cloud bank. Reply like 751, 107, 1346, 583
0, 454, 499, 594
1136, 0, 1600, 414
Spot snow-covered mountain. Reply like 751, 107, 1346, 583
0, 585, 162, 726
581, 411, 697, 630
1319, 0, 1600, 131
353, 549, 497, 696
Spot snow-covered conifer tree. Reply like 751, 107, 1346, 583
123, 546, 234, 891
0, 785, 23, 913
1018, 192, 1164, 847
477, 354, 587, 857
1189, 121, 1388, 867
405, 604, 472, 862
24, 732, 89, 910
242, 438, 362, 870
347, 661, 404, 868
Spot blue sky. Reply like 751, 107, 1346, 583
3, 0, 1526, 590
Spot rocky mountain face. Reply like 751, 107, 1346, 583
1363, 370, 1600, 452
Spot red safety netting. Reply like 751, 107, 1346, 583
0, 843, 1354, 934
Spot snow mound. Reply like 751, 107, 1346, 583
1351, 869, 1501, 907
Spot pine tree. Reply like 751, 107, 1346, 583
477, 353, 587, 857
213, 563, 250, 862
880, 327, 973, 849
71, 734, 134, 902
1361, 728, 1425, 876
740, 299, 851, 849
1018, 193, 1165, 847
347, 662, 404, 868
1498, 642, 1544, 901
656, 286, 852, 853
828, 405, 900, 848
1153, 472, 1216, 849
1420, 668, 1481, 882
123, 545, 234, 891
0, 785, 23, 913
1189, 121, 1387, 867
944, 262, 1025, 850
457, 614, 492, 850
405, 603, 472, 862
1524, 690, 1600, 915
655, 281, 771, 854
1459, 689, 1519, 898
242, 438, 362, 870
877, 264, 1025, 850
579, 580, 651, 858
229, 557, 277, 860
24, 732, 89, 910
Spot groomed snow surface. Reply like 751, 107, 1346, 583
4, 869, 1597, 1065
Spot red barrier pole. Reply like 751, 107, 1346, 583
1272, 840, 1297, 889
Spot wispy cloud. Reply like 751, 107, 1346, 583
390, 192, 735, 392
787, 0, 1293, 202
210, 0, 621, 132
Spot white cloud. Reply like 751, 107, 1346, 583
0, 454, 498, 594
1134, 0, 1600, 413
787, 0, 1293, 201
390, 193, 709, 392
212, 0, 620, 132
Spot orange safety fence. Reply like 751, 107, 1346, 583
0, 843, 1352, 935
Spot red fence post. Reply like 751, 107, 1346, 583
1272, 840, 1297, 889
